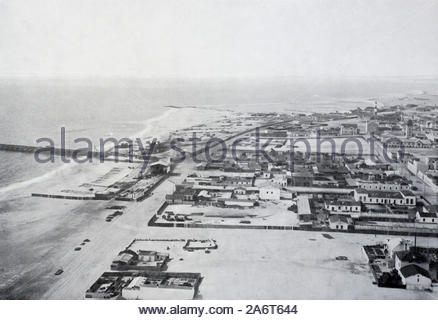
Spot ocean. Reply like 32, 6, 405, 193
1, 77, 437, 191
0, 79, 166, 190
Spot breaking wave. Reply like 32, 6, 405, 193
0, 162, 75, 195
0, 107, 179, 195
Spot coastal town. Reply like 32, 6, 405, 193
1, 95, 438, 299
2, 3, 438, 320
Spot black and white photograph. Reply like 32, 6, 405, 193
0, 0, 437, 318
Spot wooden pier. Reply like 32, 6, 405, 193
0, 143, 143, 162
0, 143, 102, 157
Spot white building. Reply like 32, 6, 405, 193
270, 173, 287, 187
353, 189, 416, 206
399, 265, 432, 290
416, 211, 438, 224
394, 251, 429, 272
340, 123, 358, 135
226, 177, 253, 186
325, 199, 361, 218
385, 238, 412, 259
122, 275, 200, 300
260, 171, 271, 178
233, 187, 247, 195
357, 180, 410, 192
297, 195, 313, 226
328, 215, 352, 230
259, 187, 280, 200
386, 137, 433, 149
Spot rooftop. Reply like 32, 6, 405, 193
400, 190, 415, 197
399, 264, 430, 279
418, 211, 438, 218
357, 188, 405, 199
326, 199, 361, 206
150, 159, 170, 167
297, 195, 312, 216
341, 123, 358, 128
395, 250, 427, 264
329, 215, 351, 224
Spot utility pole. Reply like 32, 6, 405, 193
414, 221, 417, 255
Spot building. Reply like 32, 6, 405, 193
233, 187, 247, 195
400, 190, 416, 206
324, 198, 361, 218
399, 265, 432, 290
340, 123, 359, 135
111, 250, 137, 270
111, 250, 169, 271
394, 251, 429, 271
85, 272, 132, 299
315, 127, 340, 136
385, 137, 433, 149
197, 189, 232, 202
356, 178, 411, 192
165, 185, 198, 204
259, 187, 280, 200
328, 215, 352, 230
366, 120, 379, 135
260, 171, 271, 178
223, 176, 253, 186
297, 195, 313, 226
121, 272, 202, 300
385, 238, 412, 259
416, 211, 438, 224
406, 119, 414, 138
426, 156, 438, 170
353, 189, 416, 206
150, 160, 171, 174
289, 171, 313, 187
270, 173, 287, 187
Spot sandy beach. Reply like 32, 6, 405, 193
0, 107, 226, 299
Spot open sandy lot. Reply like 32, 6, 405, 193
157, 201, 298, 227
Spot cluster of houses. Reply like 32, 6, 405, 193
363, 105, 437, 192
85, 271, 202, 300
364, 238, 438, 291
85, 240, 206, 300
161, 120, 438, 234
243, 102, 437, 144
165, 155, 295, 211
92, 158, 172, 201
165, 176, 287, 210
316, 162, 437, 234
406, 155, 438, 193
297, 154, 437, 234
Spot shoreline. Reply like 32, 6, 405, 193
0, 106, 228, 299
0, 106, 223, 195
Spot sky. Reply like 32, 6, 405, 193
1, 0, 438, 79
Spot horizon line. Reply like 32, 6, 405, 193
1, 73, 438, 82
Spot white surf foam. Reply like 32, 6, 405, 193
0, 107, 179, 194
0, 162, 76, 195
